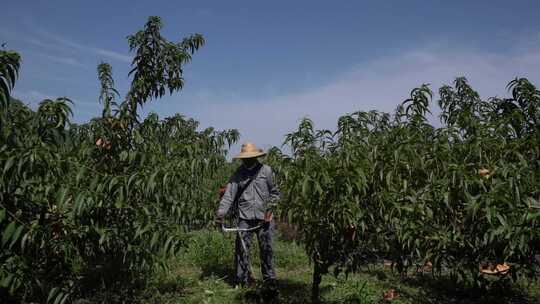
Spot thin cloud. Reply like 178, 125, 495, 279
2, 26, 132, 64
36, 29, 132, 63
0, 31, 81, 68
25, 37, 64, 51
13, 90, 54, 104
94, 49, 132, 63
39, 52, 85, 67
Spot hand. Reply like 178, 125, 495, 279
214, 216, 224, 226
264, 210, 273, 222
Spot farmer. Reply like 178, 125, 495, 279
215, 142, 280, 289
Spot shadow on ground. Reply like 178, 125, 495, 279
234, 278, 366, 304
234, 279, 311, 304
366, 268, 535, 304
198, 264, 237, 286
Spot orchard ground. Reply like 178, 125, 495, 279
133, 229, 540, 304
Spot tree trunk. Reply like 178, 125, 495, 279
312, 262, 322, 303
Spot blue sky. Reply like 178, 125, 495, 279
3, 0, 540, 153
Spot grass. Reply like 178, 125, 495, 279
138, 230, 540, 304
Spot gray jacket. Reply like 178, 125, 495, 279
217, 163, 280, 220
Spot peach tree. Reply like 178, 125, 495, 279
0, 17, 237, 303
268, 78, 539, 301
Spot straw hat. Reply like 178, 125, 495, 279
233, 142, 266, 159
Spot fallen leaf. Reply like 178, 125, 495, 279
383, 288, 398, 301
479, 262, 510, 276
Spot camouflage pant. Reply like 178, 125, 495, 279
235, 219, 276, 284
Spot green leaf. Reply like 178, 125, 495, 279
21, 231, 31, 252
75, 167, 87, 184
54, 292, 65, 304
47, 287, 59, 303
0, 273, 14, 288
150, 231, 159, 248
60, 293, 70, 304
2, 221, 16, 247
109, 176, 119, 193
9, 225, 24, 249
301, 177, 310, 198
526, 212, 540, 221
496, 214, 507, 227
3, 157, 15, 174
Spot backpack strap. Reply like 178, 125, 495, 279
227, 163, 263, 226
233, 163, 263, 204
